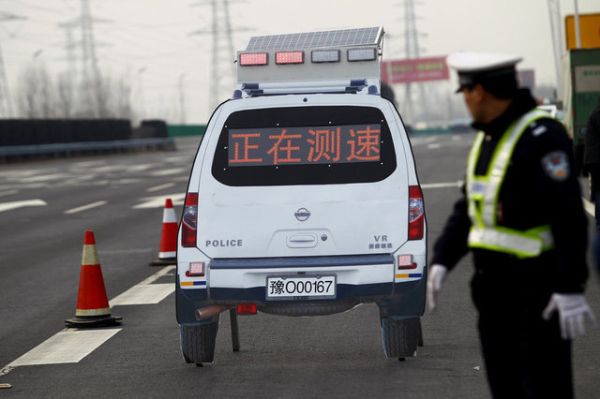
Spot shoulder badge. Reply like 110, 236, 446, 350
541, 151, 569, 181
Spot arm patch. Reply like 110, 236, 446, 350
541, 151, 570, 181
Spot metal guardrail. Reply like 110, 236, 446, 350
0, 137, 176, 157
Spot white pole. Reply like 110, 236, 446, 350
547, 0, 562, 100
574, 0, 581, 48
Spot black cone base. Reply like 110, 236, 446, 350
65, 314, 122, 328
149, 257, 176, 267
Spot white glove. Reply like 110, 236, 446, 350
427, 264, 448, 312
542, 293, 597, 340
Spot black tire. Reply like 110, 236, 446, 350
380, 317, 420, 359
180, 322, 219, 365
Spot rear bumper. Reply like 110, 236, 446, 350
176, 275, 426, 324
176, 253, 426, 324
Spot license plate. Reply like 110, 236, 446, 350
266, 275, 336, 300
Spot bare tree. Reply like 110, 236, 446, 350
16, 61, 135, 120
56, 72, 75, 118
17, 63, 54, 118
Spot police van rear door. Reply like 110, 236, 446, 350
195, 94, 411, 259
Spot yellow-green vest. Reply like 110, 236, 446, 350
466, 109, 554, 258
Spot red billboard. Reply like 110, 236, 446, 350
381, 56, 449, 84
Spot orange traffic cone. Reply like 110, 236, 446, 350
65, 230, 121, 328
150, 198, 178, 266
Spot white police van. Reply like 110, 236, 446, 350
177, 27, 427, 365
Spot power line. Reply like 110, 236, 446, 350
189, 0, 250, 113
395, 0, 427, 123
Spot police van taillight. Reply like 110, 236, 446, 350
181, 193, 198, 247
408, 185, 424, 240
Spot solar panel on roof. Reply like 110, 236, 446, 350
245, 27, 383, 51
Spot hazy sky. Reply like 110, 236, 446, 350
1, 0, 598, 123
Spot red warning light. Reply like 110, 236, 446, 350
239, 52, 268, 66
275, 51, 304, 65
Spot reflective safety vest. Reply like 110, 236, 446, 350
466, 109, 554, 258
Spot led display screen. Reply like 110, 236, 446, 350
227, 124, 381, 167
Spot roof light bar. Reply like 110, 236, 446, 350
311, 49, 340, 63
275, 51, 304, 65
239, 52, 268, 66
347, 47, 377, 62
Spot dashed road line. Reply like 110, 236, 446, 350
134, 193, 185, 209
73, 160, 107, 167
1, 266, 175, 375
0, 199, 47, 213
110, 265, 175, 306
150, 168, 185, 177
147, 182, 176, 192
21, 173, 68, 183
110, 284, 174, 306
7, 329, 121, 367
64, 200, 107, 214
138, 264, 176, 285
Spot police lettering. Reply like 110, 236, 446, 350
205, 239, 243, 247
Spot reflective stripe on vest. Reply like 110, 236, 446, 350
466, 109, 554, 258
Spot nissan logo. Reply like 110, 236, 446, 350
295, 208, 311, 222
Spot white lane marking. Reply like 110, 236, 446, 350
583, 198, 595, 217
101, 248, 154, 255
7, 329, 121, 367
140, 265, 176, 285
21, 173, 68, 183
410, 136, 438, 146
0, 189, 18, 197
427, 143, 442, 149
110, 284, 174, 306
112, 178, 142, 185
64, 200, 107, 215
0, 199, 47, 213
73, 160, 107, 167
150, 168, 185, 177
0, 169, 49, 178
133, 193, 185, 209
147, 182, 176, 192
421, 181, 463, 189
165, 156, 185, 163
0, 266, 176, 374
110, 265, 176, 306
129, 164, 154, 172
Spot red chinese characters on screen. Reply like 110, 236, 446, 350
227, 124, 381, 166
307, 128, 341, 162
347, 125, 380, 161
229, 132, 264, 164
267, 129, 302, 164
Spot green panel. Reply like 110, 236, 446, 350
570, 48, 600, 66
570, 49, 600, 143
167, 124, 206, 137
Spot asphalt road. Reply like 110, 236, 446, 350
0, 134, 598, 399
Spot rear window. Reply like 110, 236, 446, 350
211, 106, 397, 186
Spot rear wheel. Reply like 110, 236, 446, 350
380, 317, 420, 359
180, 322, 219, 365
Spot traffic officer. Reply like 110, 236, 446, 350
427, 52, 596, 399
